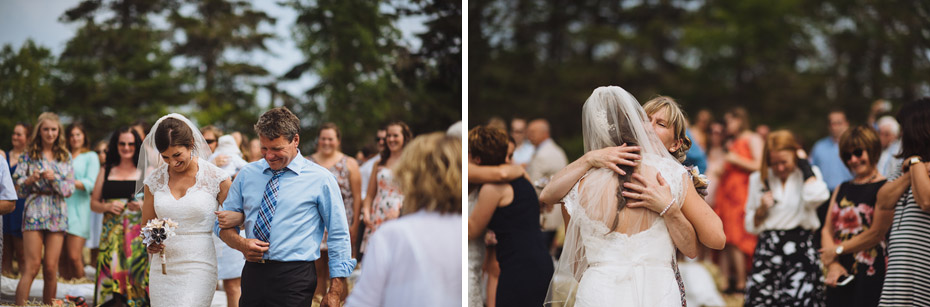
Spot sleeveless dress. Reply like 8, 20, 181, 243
94, 168, 148, 306
4, 153, 26, 238
826, 180, 887, 307
561, 153, 687, 306
487, 177, 553, 307
879, 179, 930, 305
360, 167, 403, 253
308, 155, 355, 251
145, 161, 229, 307
714, 136, 757, 256
65, 151, 100, 238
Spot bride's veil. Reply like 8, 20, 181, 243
135, 113, 212, 195
544, 86, 683, 306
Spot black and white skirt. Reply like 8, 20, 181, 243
745, 227, 825, 307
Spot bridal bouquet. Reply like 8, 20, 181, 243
142, 218, 178, 274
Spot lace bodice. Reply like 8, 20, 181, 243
143, 160, 230, 233
563, 153, 686, 266
145, 159, 230, 306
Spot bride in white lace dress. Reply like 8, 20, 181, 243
545, 86, 699, 306
139, 114, 233, 306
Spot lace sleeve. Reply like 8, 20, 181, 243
561, 174, 585, 216
198, 162, 231, 197
143, 164, 168, 193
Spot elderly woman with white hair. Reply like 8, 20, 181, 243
876, 115, 902, 177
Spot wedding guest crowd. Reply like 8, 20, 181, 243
0, 108, 454, 306
469, 96, 930, 307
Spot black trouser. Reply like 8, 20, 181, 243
240, 260, 317, 307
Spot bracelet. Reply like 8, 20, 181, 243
659, 198, 676, 216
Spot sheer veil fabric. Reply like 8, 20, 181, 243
135, 113, 213, 196
545, 86, 687, 306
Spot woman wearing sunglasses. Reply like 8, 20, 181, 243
818, 126, 887, 306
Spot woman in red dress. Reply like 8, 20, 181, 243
713, 107, 762, 292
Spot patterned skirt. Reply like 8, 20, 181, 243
94, 200, 150, 306
745, 228, 824, 307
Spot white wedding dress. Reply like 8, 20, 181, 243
144, 160, 230, 306
560, 153, 686, 307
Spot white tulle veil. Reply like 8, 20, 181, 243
135, 113, 212, 195
544, 86, 685, 306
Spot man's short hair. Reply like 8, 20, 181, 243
254, 107, 300, 141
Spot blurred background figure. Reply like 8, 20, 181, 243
346, 132, 462, 307
525, 119, 567, 255
714, 107, 762, 294
360, 122, 412, 260
811, 110, 853, 193
510, 118, 534, 167
61, 123, 100, 281
3, 123, 30, 278
307, 123, 363, 303
875, 115, 903, 177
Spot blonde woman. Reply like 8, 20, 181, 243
12, 112, 75, 305
347, 132, 462, 306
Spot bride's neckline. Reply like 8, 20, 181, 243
166, 160, 202, 201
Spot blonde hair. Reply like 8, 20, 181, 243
643, 96, 692, 162
760, 130, 802, 184
28, 112, 70, 162
393, 132, 462, 215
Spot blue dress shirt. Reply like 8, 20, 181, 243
215, 154, 357, 277
684, 129, 707, 174
0, 158, 16, 201
810, 136, 853, 191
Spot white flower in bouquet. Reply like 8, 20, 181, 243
143, 218, 179, 274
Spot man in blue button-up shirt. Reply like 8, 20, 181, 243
215, 107, 356, 307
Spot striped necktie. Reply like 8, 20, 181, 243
253, 168, 286, 243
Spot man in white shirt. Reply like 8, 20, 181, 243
510, 118, 535, 167
526, 119, 568, 251
359, 128, 386, 200
0, 159, 21, 290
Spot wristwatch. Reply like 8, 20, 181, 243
909, 156, 923, 166
835, 245, 844, 256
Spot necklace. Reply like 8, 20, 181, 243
853, 172, 879, 184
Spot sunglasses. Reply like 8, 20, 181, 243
842, 148, 866, 161
375, 137, 385, 142
205, 139, 217, 144
118, 142, 136, 147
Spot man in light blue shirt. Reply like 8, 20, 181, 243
215, 107, 355, 307
810, 110, 853, 191
0, 158, 18, 291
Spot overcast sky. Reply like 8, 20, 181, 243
0, 0, 426, 109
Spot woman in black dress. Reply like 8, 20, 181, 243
468, 125, 553, 307
819, 126, 887, 307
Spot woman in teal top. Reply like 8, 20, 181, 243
63, 123, 99, 280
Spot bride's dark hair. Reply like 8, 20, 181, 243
609, 113, 638, 231
154, 117, 195, 153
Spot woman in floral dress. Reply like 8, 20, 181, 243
90, 127, 148, 306
360, 122, 412, 258
308, 122, 362, 300
12, 112, 75, 305
819, 126, 888, 306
